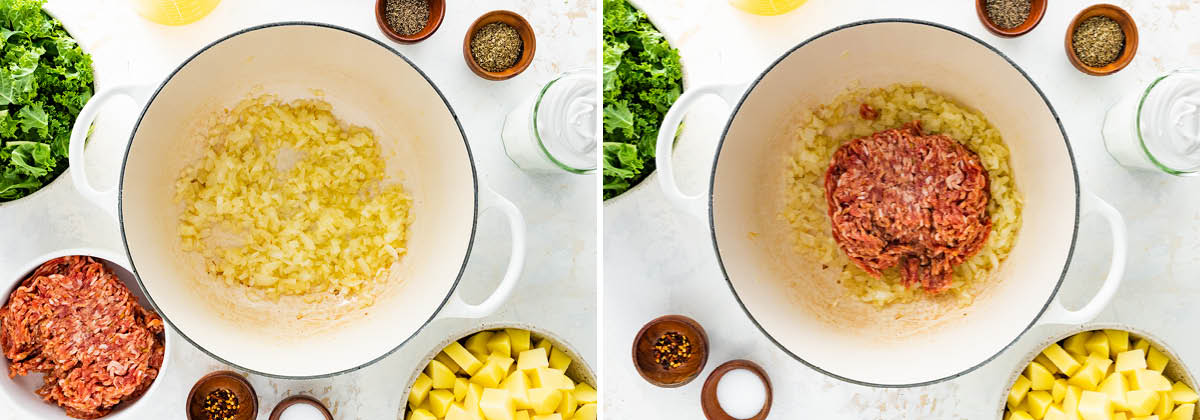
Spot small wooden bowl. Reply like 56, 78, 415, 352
632, 315, 709, 388
1064, 4, 1138, 76
701, 360, 773, 420
463, 10, 536, 81
975, 0, 1047, 37
186, 371, 258, 420
268, 395, 333, 420
375, 0, 446, 44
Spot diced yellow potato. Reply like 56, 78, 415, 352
1011, 375, 1034, 409
1065, 385, 1084, 415
573, 383, 597, 404
410, 373, 434, 407
1113, 413, 1127, 420
548, 348, 572, 372
1012, 401, 1030, 417
531, 368, 568, 390
1053, 379, 1069, 404
1169, 403, 1195, 420
1036, 354, 1063, 375
1117, 350, 1149, 374
507, 329, 532, 354
532, 415, 562, 420
488, 354, 516, 373
1147, 348, 1169, 374
1154, 391, 1173, 418
430, 390, 456, 418
435, 352, 464, 374
466, 383, 486, 418
467, 332, 496, 359
446, 404, 476, 420
515, 411, 531, 420
445, 342, 485, 376
1067, 332, 1094, 357
535, 339, 552, 352
428, 360, 458, 389
1131, 370, 1173, 392
518, 348, 551, 373
527, 388, 562, 416
411, 409, 438, 420
1029, 362, 1056, 391
1100, 372, 1129, 411
1079, 391, 1112, 420
1127, 390, 1161, 417
1086, 355, 1114, 375
411, 401, 432, 414
574, 403, 597, 420
1046, 344, 1084, 376
455, 378, 469, 402
487, 331, 513, 358
1046, 405, 1069, 420
472, 360, 508, 389
1070, 363, 1106, 391
480, 388, 515, 420
1010, 410, 1034, 420
1087, 334, 1111, 361
502, 371, 532, 410
1028, 391, 1054, 419
1130, 416, 1159, 420
1134, 340, 1151, 354
1105, 330, 1130, 358
1170, 382, 1199, 404
557, 387, 577, 419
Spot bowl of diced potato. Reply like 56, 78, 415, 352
402, 324, 597, 420
1001, 326, 1199, 420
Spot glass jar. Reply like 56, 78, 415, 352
502, 69, 597, 174
1102, 68, 1200, 175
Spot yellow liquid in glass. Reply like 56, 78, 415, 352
728, 0, 807, 15
133, 0, 221, 25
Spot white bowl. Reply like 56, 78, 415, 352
0, 249, 175, 420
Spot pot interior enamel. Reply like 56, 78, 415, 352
120, 23, 475, 377
711, 20, 1076, 386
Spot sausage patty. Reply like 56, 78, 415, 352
824, 121, 991, 293
1, 256, 165, 419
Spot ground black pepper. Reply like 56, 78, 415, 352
984, 0, 1031, 29
202, 388, 240, 420
471, 22, 523, 72
384, 0, 430, 36
1073, 16, 1125, 67
652, 331, 692, 370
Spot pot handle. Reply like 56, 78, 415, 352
655, 83, 746, 219
438, 187, 527, 319
1040, 190, 1127, 325
69, 84, 153, 218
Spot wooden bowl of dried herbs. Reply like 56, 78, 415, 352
1065, 4, 1138, 76
375, 0, 445, 44
463, 10, 536, 81
976, 0, 1047, 38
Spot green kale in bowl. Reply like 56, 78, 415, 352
602, 0, 682, 200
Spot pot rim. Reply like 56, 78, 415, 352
705, 18, 1081, 388
396, 321, 598, 419
114, 21, 480, 380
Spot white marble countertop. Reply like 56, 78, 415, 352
0, 0, 596, 419
603, 0, 1200, 418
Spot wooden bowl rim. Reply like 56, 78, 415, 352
374, 0, 446, 44
975, 0, 1048, 38
185, 370, 259, 420
462, 10, 537, 81
268, 395, 333, 420
631, 314, 710, 388
700, 360, 773, 420
1064, 3, 1139, 76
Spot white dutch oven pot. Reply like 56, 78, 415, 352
0, 249, 176, 419
64, 23, 526, 378
656, 19, 1127, 387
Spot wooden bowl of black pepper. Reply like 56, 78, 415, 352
1065, 4, 1138, 76
463, 10, 536, 81
976, 0, 1047, 38
186, 371, 258, 420
375, 0, 445, 44
633, 314, 709, 388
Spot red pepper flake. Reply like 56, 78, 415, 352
859, 103, 879, 120
652, 331, 692, 370
203, 388, 240, 420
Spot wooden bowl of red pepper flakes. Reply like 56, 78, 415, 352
632, 315, 710, 388
187, 371, 258, 420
